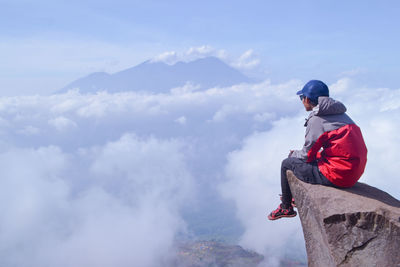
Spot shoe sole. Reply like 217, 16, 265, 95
267, 211, 297, 221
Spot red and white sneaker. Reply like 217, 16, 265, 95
267, 203, 297, 220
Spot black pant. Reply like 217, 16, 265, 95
281, 157, 335, 209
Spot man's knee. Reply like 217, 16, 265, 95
281, 157, 298, 170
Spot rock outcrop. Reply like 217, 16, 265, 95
174, 241, 264, 267
287, 171, 400, 267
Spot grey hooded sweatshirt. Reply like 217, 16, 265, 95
290, 96, 367, 187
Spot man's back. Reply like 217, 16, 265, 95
305, 97, 368, 187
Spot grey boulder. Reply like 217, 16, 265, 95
287, 171, 400, 267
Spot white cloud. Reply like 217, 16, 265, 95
329, 77, 351, 93
0, 76, 399, 266
170, 82, 201, 94
151, 51, 179, 65
339, 68, 367, 77
89, 134, 193, 204
212, 104, 237, 122
48, 116, 77, 131
151, 45, 226, 65
0, 135, 193, 267
232, 49, 261, 70
0, 80, 302, 126
175, 116, 187, 125
186, 45, 215, 57
151, 46, 260, 72
220, 117, 306, 258
253, 112, 276, 122
0, 78, 305, 264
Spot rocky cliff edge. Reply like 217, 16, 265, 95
287, 171, 400, 267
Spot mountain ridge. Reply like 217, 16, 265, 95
59, 57, 254, 94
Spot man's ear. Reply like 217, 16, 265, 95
305, 97, 317, 107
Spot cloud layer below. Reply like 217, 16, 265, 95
0, 77, 399, 266
0, 135, 193, 267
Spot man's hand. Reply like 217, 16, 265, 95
288, 150, 294, 157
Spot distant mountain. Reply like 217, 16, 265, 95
59, 57, 254, 94
173, 241, 306, 267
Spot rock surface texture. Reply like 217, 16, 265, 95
287, 171, 400, 267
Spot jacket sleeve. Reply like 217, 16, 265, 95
290, 116, 324, 161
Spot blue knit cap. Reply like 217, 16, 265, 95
296, 80, 329, 103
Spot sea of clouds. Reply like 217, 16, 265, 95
0, 77, 399, 266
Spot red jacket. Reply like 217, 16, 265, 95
291, 97, 367, 187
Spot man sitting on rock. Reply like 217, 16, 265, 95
268, 80, 368, 220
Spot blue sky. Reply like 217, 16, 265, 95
1, 0, 400, 95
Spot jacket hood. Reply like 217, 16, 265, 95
314, 96, 347, 116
